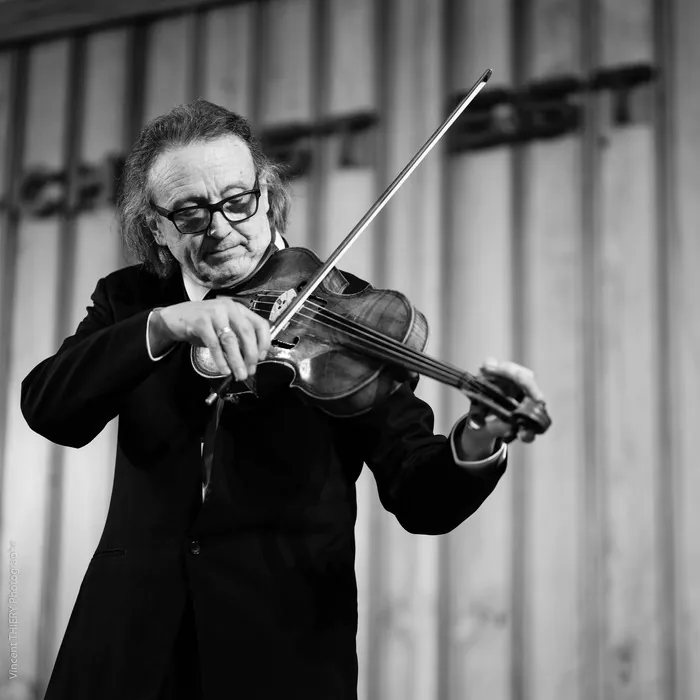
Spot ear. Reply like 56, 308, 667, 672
147, 215, 166, 245
259, 180, 271, 216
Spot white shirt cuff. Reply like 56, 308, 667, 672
146, 309, 176, 362
449, 414, 508, 470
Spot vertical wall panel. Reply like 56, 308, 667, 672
201, 4, 253, 115
653, 0, 677, 697
601, 2, 652, 64
598, 0, 663, 697
0, 46, 8, 410
259, 0, 313, 246
445, 1, 514, 699
0, 52, 9, 201
327, 0, 375, 116
0, 49, 13, 493
318, 0, 376, 274
51, 28, 128, 667
143, 14, 195, 122
0, 47, 17, 692
671, 0, 700, 698
0, 38, 69, 692
371, 2, 444, 698
580, 3, 605, 698
523, 2, 584, 700
259, 0, 313, 125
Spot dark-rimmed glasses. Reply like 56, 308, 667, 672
150, 177, 261, 235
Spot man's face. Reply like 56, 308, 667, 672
148, 135, 272, 288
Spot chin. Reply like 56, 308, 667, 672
204, 259, 253, 288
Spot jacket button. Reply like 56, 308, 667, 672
188, 540, 201, 555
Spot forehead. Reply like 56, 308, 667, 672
148, 135, 255, 192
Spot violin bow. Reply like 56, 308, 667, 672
207, 69, 493, 405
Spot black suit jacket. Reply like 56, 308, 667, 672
21, 256, 506, 699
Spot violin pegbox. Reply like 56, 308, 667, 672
483, 373, 551, 436
461, 372, 552, 439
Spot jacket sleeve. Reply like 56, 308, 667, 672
353, 381, 507, 535
21, 276, 164, 448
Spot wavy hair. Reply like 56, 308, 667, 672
117, 99, 291, 278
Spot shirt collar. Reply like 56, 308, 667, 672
182, 231, 287, 302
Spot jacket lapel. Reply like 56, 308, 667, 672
154, 269, 189, 306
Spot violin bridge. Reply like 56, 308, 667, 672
269, 288, 298, 323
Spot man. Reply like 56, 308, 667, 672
21, 100, 547, 699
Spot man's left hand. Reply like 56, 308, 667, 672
457, 357, 546, 461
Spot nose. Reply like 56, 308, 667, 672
207, 211, 232, 238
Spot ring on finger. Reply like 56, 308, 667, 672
217, 326, 234, 341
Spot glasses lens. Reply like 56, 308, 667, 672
222, 192, 258, 222
169, 190, 259, 234
173, 208, 210, 234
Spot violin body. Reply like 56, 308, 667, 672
193, 247, 429, 417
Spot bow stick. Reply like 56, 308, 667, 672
206, 68, 492, 405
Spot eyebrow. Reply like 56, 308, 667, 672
168, 179, 256, 210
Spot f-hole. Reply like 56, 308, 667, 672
272, 337, 300, 349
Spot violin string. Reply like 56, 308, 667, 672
253, 295, 466, 385
250, 295, 514, 409
274, 308, 514, 418
253, 294, 493, 393
245, 300, 514, 416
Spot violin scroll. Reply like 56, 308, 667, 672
464, 372, 551, 442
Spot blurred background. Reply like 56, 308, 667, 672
0, 0, 698, 698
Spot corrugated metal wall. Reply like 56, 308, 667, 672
0, 0, 698, 699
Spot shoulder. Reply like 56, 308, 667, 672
98, 263, 159, 296
95, 264, 180, 311
101, 262, 159, 286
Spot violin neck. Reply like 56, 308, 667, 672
343, 323, 471, 392
354, 333, 514, 419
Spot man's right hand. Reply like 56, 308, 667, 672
149, 298, 271, 381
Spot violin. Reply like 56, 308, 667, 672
191, 69, 551, 440
191, 247, 550, 437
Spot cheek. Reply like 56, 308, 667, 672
156, 221, 178, 246
245, 218, 271, 246
183, 237, 202, 259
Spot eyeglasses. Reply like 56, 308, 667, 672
150, 177, 261, 235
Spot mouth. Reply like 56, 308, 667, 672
204, 245, 236, 259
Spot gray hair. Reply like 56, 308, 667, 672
117, 99, 291, 277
